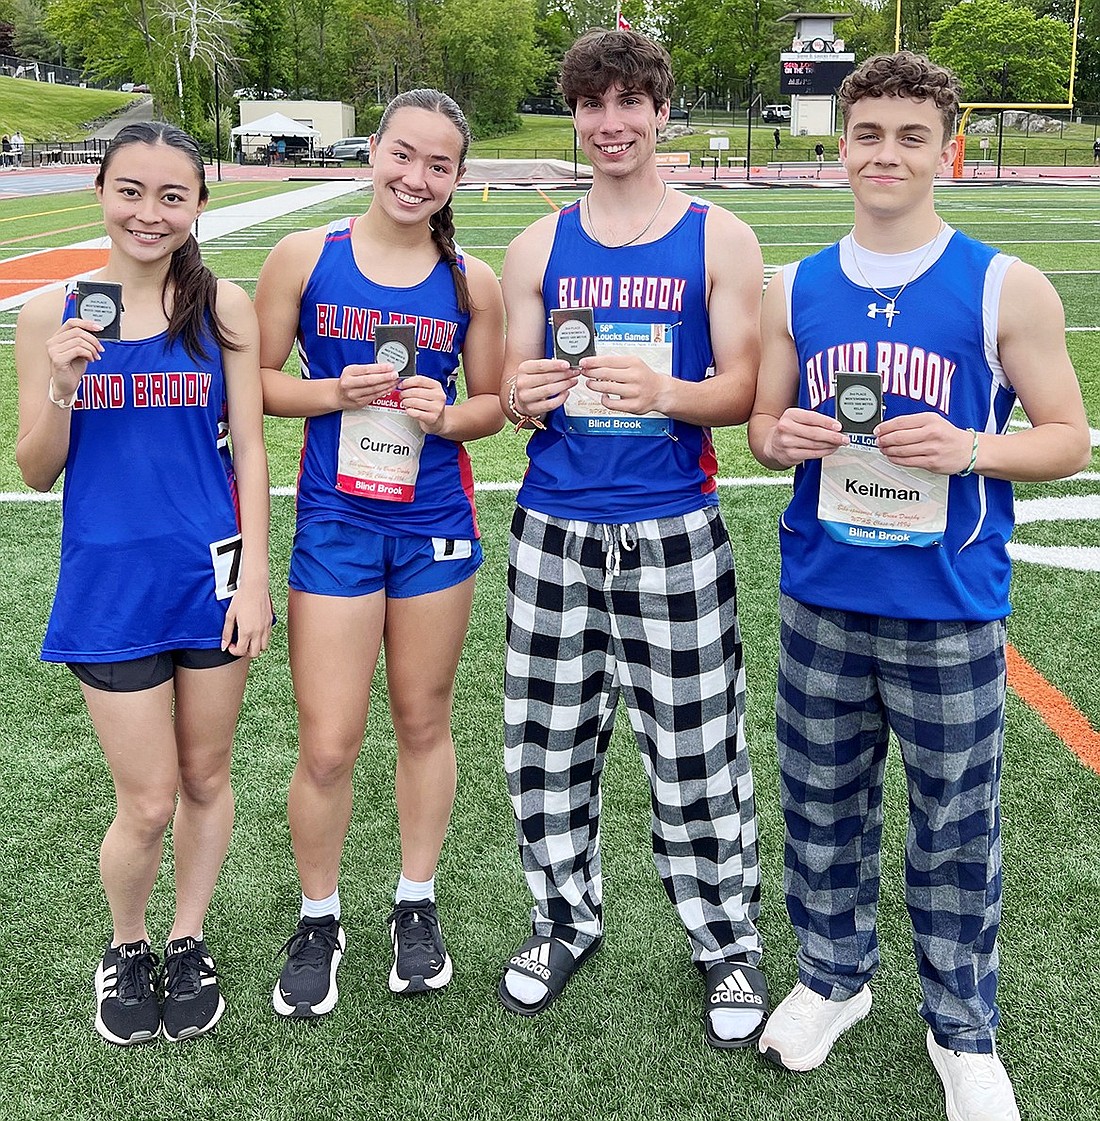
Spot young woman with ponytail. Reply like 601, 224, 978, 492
255, 89, 504, 1015
15, 122, 271, 1045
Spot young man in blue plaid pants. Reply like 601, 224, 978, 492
749, 52, 1089, 1121
496, 28, 768, 1048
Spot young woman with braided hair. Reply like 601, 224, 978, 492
255, 88, 504, 1015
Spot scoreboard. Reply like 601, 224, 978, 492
779, 57, 854, 96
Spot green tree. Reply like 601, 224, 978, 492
1032, 0, 1100, 110
10, 0, 65, 62
44, 0, 150, 81
342, 0, 443, 108
46, 0, 243, 129
930, 0, 1074, 102
895, 0, 953, 55
653, 0, 802, 111
158, 0, 243, 129
530, 3, 573, 98
235, 0, 287, 97
835, 0, 896, 61
438, 0, 542, 134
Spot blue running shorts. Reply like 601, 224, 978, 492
289, 518, 482, 599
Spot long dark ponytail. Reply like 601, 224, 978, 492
96, 122, 239, 363
376, 89, 473, 314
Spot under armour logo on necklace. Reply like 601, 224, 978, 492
850, 220, 946, 331
867, 301, 900, 326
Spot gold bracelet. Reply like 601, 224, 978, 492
48, 378, 77, 409
507, 377, 545, 432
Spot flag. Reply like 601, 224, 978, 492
617, 12, 632, 30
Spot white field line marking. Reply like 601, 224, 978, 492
10, 471, 1100, 505
7, 476, 789, 502
1016, 494, 1100, 522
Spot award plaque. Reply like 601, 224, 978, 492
75, 280, 123, 340
563, 321, 673, 437
834, 370, 882, 436
375, 323, 416, 379
551, 307, 597, 366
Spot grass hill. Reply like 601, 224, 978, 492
0, 76, 139, 142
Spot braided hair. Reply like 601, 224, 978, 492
96, 122, 239, 362
376, 89, 472, 314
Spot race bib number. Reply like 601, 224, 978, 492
818, 435, 948, 547
336, 392, 426, 503
564, 321, 673, 436
209, 533, 242, 600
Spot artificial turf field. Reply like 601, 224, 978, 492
0, 181, 1098, 1121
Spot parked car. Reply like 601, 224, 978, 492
668, 106, 689, 121
326, 136, 373, 162
518, 96, 570, 116
762, 104, 791, 123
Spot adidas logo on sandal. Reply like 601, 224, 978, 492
510, 943, 552, 982
710, 969, 764, 1005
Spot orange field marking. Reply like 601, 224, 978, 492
0, 248, 109, 299
1007, 642, 1100, 774
535, 187, 560, 211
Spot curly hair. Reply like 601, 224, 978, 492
559, 29, 674, 112
839, 51, 960, 141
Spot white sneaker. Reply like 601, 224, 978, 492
757, 981, 872, 1071
926, 1029, 1021, 1121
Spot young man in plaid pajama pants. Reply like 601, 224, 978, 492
749, 52, 1089, 1120
496, 28, 769, 1048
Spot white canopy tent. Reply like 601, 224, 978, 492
230, 112, 320, 161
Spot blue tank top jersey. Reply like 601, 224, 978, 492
517, 199, 720, 523
294, 218, 477, 539
43, 292, 239, 662
782, 230, 1018, 621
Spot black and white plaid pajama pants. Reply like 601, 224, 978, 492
504, 504, 763, 966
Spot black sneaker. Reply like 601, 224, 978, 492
94, 940, 160, 1045
162, 937, 225, 1041
387, 899, 452, 994
272, 916, 346, 1018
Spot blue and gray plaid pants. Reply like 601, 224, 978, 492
776, 592, 1006, 1054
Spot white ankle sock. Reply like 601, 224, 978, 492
395, 875, 435, 904
504, 938, 582, 1006
709, 1007, 765, 1040
301, 888, 340, 921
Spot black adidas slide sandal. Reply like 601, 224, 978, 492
498, 934, 602, 1017
702, 960, 770, 1050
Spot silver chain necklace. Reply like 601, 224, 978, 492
848, 221, 945, 328
583, 183, 669, 249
